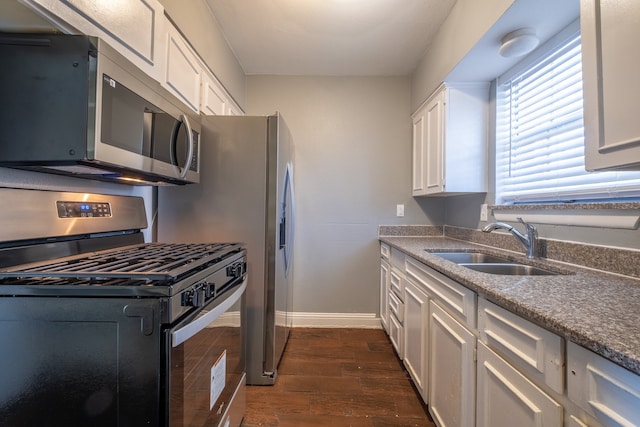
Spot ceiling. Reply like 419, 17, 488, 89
205, 0, 457, 76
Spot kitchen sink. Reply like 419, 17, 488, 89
430, 251, 511, 264
459, 263, 560, 276
428, 251, 563, 276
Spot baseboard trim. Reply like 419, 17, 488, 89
290, 312, 382, 329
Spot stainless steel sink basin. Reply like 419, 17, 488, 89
430, 252, 511, 264
429, 251, 563, 276
460, 263, 559, 276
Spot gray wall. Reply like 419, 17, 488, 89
411, 0, 514, 110
246, 76, 444, 314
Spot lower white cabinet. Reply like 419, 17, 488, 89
477, 341, 563, 427
379, 258, 390, 332
388, 267, 405, 359
429, 301, 476, 427
403, 279, 430, 402
478, 298, 564, 394
567, 341, 640, 426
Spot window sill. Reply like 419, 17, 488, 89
490, 203, 640, 229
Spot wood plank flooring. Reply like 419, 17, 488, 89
241, 328, 436, 427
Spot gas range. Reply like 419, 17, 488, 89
0, 188, 247, 427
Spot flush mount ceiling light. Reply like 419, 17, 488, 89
499, 28, 539, 58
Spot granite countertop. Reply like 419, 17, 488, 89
380, 236, 640, 376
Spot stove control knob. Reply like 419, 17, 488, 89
182, 287, 206, 308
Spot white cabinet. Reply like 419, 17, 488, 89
379, 258, 390, 333
403, 279, 430, 402
388, 268, 404, 359
411, 82, 489, 196
478, 298, 564, 394
22, 0, 165, 80
201, 68, 243, 116
405, 257, 476, 328
402, 255, 477, 419
429, 300, 476, 427
567, 341, 640, 426
581, 0, 640, 171
477, 342, 563, 427
164, 23, 201, 113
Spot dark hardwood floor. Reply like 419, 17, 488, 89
241, 328, 436, 427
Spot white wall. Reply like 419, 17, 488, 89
246, 75, 444, 314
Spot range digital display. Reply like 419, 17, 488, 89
56, 201, 112, 218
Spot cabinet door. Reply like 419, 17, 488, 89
164, 23, 201, 113
567, 341, 640, 426
403, 280, 429, 402
412, 107, 427, 195
477, 342, 563, 427
388, 311, 403, 360
412, 86, 444, 195
429, 301, 475, 427
582, 0, 640, 170
380, 259, 390, 332
201, 69, 228, 116
26, 0, 165, 80
424, 88, 445, 194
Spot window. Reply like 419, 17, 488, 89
495, 25, 640, 205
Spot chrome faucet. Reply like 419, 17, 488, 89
482, 217, 538, 259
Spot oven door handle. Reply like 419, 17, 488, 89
171, 279, 246, 348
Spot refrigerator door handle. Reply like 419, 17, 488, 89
279, 217, 286, 249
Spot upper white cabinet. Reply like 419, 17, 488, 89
164, 22, 201, 113
411, 82, 489, 196
201, 68, 243, 116
581, 0, 640, 170
23, 0, 165, 81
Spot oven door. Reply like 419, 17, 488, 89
166, 279, 246, 427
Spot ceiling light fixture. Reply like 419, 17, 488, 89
499, 28, 539, 58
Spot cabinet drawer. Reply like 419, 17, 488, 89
389, 291, 404, 323
405, 257, 476, 328
389, 312, 404, 360
390, 268, 403, 299
567, 341, 640, 426
390, 248, 405, 269
380, 243, 390, 261
478, 298, 564, 394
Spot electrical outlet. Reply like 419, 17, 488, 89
480, 204, 488, 221
396, 204, 405, 217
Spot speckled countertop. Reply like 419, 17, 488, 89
380, 236, 640, 376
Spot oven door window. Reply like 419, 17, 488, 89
168, 284, 245, 427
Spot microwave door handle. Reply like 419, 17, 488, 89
172, 114, 194, 179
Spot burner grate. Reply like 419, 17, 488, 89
0, 243, 242, 283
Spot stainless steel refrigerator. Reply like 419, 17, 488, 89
156, 113, 294, 385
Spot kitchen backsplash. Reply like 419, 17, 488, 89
379, 225, 640, 279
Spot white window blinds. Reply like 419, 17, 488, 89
495, 30, 640, 204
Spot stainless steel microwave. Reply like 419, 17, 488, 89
0, 33, 200, 185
